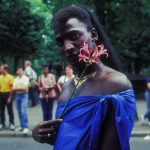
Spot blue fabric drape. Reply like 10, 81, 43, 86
54, 89, 136, 150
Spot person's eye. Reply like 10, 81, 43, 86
56, 38, 64, 47
70, 32, 81, 41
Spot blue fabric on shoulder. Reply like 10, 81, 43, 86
54, 89, 136, 150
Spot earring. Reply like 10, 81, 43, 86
92, 38, 97, 49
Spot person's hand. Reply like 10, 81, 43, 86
32, 119, 63, 144
7, 98, 11, 104
147, 83, 150, 90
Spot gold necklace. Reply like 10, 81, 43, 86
74, 71, 97, 89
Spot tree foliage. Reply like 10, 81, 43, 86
0, 0, 44, 70
0, 0, 149, 75
98, 0, 150, 74
1, 0, 45, 54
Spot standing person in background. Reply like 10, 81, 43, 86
38, 65, 56, 121
57, 65, 74, 93
24, 60, 38, 107
141, 76, 150, 125
0, 64, 14, 130
13, 66, 29, 134
0, 65, 2, 126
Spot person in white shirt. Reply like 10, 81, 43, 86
57, 65, 74, 93
24, 60, 38, 107
13, 66, 29, 134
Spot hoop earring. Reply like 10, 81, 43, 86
92, 38, 97, 49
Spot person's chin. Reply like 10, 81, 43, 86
68, 59, 85, 69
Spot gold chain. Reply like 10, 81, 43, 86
74, 71, 97, 89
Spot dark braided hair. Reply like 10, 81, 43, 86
52, 5, 121, 71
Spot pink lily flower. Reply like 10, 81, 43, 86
79, 42, 108, 64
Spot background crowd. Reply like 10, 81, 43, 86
0, 60, 74, 134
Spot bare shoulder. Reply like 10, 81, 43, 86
106, 71, 132, 92
94, 68, 132, 95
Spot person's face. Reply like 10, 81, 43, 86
55, 18, 94, 66
43, 67, 49, 74
65, 67, 73, 76
0, 66, 7, 74
0, 66, 2, 74
24, 62, 27, 68
17, 68, 23, 76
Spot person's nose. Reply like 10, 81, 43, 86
64, 40, 74, 52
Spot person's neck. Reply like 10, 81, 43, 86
18, 74, 23, 78
67, 74, 73, 78
3, 72, 8, 76
74, 60, 103, 77
26, 65, 30, 68
44, 73, 48, 77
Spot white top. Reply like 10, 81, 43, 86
13, 75, 29, 92
58, 75, 75, 85
24, 66, 37, 80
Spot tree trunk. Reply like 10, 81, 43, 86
134, 58, 142, 75
0, 55, 5, 65
95, 0, 106, 25
14, 56, 20, 73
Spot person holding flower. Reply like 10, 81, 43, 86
32, 6, 136, 150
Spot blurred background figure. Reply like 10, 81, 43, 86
38, 65, 56, 121
24, 60, 38, 107
57, 65, 74, 93
0, 64, 14, 130
13, 66, 29, 134
0, 65, 2, 126
141, 76, 150, 125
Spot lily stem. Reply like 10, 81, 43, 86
58, 65, 88, 119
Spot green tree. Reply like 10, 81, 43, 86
0, 0, 44, 71
93, 0, 150, 74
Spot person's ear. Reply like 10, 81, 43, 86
91, 28, 98, 41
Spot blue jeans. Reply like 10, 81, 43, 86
15, 93, 28, 128
40, 98, 54, 121
144, 90, 150, 121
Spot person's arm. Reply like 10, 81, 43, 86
24, 67, 31, 78
7, 76, 14, 104
49, 74, 56, 90
38, 76, 44, 92
100, 101, 121, 150
52, 74, 56, 86
147, 82, 150, 90
57, 82, 62, 93
57, 76, 64, 93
